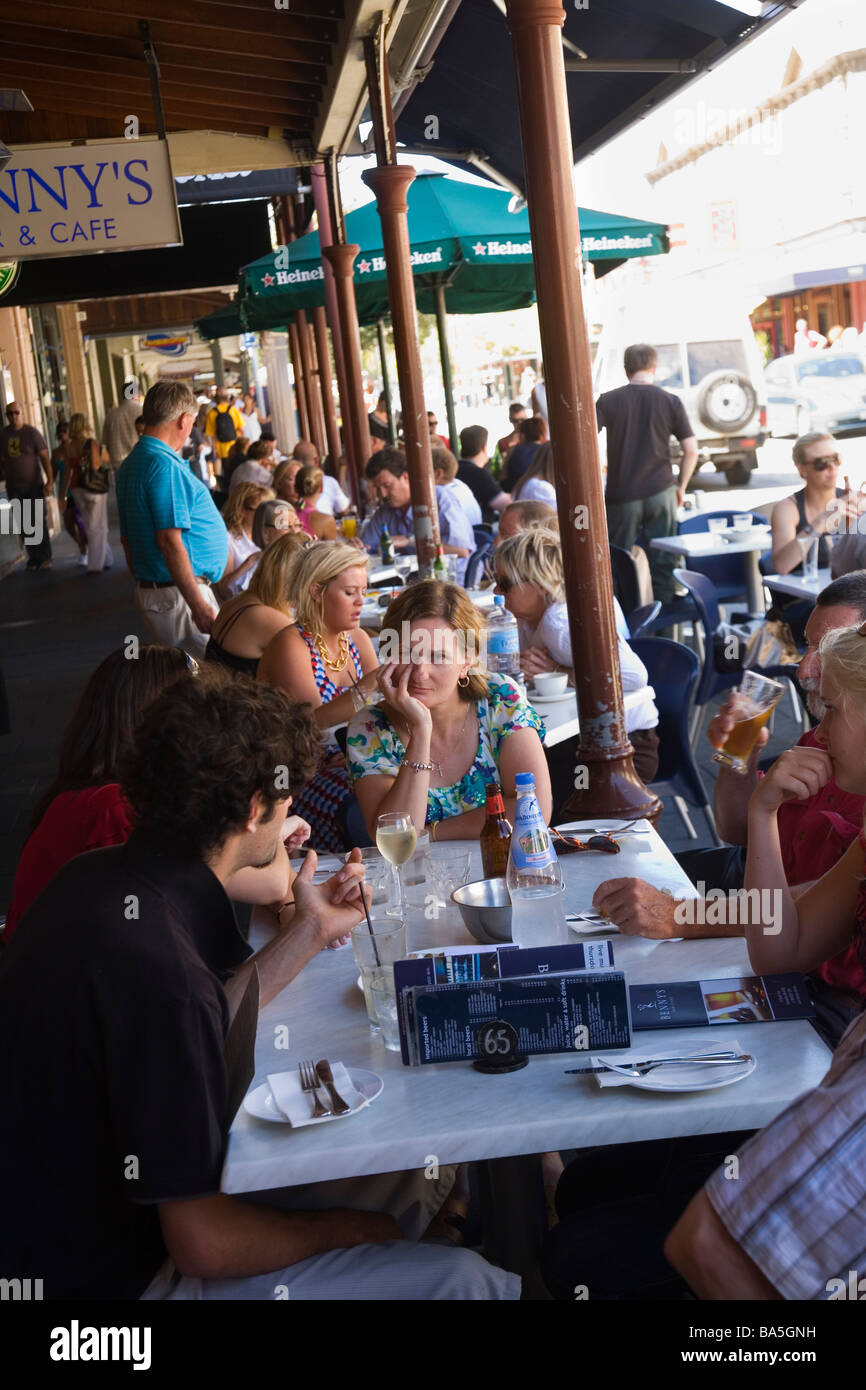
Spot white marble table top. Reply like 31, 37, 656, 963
222, 830, 830, 1194
762, 568, 830, 602
651, 528, 772, 558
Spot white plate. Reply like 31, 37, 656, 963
243, 1068, 384, 1124
557, 819, 652, 836
609, 1054, 756, 1093
528, 689, 575, 705
567, 915, 619, 936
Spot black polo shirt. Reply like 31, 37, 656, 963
456, 459, 501, 523
0, 832, 252, 1301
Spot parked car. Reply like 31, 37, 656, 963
593, 299, 768, 486
764, 353, 866, 438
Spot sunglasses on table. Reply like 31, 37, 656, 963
806, 453, 840, 470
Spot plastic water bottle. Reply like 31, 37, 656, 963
506, 772, 568, 948
485, 594, 521, 679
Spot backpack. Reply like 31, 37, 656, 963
214, 406, 237, 444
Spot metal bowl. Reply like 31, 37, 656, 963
451, 877, 512, 944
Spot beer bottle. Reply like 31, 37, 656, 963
480, 781, 512, 879
433, 544, 447, 581
379, 527, 395, 564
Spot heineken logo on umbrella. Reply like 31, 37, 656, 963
470, 238, 532, 258
0, 260, 19, 297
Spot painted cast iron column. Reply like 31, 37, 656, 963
376, 318, 396, 444
322, 242, 371, 501
287, 320, 311, 441
310, 163, 351, 436
312, 305, 341, 463
296, 309, 325, 456
434, 285, 460, 455
506, 0, 659, 821
362, 31, 440, 573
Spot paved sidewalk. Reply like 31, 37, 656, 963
0, 494, 147, 912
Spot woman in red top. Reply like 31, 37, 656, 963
4, 647, 310, 942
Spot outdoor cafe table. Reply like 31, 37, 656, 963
223, 829, 831, 1272
762, 567, 831, 603
651, 525, 772, 617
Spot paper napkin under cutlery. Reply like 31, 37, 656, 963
267, 1063, 365, 1125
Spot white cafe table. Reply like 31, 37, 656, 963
762, 567, 830, 603
223, 830, 830, 1267
651, 526, 772, 617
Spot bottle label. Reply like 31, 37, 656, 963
510, 797, 556, 870
487, 628, 519, 655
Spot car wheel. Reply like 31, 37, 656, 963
725, 457, 754, 486
696, 370, 759, 434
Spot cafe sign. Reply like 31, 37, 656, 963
0, 260, 18, 296
0, 140, 182, 260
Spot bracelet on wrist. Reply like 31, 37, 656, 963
430, 820, 439, 842
400, 757, 436, 772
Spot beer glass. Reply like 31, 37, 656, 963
712, 671, 785, 774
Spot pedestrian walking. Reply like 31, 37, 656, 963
0, 401, 53, 570
65, 415, 113, 575
597, 343, 698, 604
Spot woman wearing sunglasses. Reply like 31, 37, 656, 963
769, 432, 854, 576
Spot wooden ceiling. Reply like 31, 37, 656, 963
0, 0, 344, 144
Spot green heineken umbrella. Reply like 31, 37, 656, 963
198, 174, 668, 445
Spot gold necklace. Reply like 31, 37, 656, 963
314, 630, 351, 673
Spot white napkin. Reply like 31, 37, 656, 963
267, 1063, 365, 1125
591, 1036, 746, 1088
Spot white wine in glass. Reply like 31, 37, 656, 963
376, 812, 417, 915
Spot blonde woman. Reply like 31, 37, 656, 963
259, 541, 378, 849
64, 414, 112, 574
216, 481, 274, 599
205, 531, 308, 677
494, 528, 659, 782
295, 465, 337, 540
347, 579, 549, 840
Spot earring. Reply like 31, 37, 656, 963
458, 674, 471, 688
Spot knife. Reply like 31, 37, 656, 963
565, 1050, 743, 1074
315, 1058, 351, 1115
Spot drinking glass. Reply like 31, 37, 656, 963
341, 514, 357, 540
350, 846, 399, 915
733, 513, 753, 531
376, 812, 417, 916
351, 917, 407, 1050
401, 830, 431, 911
712, 671, 785, 773
428, 846, 472, 902
802, 536, 819, 582
707, 517, 728, 535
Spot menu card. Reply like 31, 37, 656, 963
398, 970, 631, 1067
629, 973, 814, 1029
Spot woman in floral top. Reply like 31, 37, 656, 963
347, 580, 551, 840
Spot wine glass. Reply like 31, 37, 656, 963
375, 812, 417, 917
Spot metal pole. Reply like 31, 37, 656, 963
288, 321, 310, 440
434, 285, 459, 455
505, 0, 658, 822
376, 318, 396, 444
362, 25, 440, 575
210, 340, 225, 388
296, 310, 324, 455
312, 305, 341, 464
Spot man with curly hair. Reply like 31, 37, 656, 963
0, 671, 517, 1302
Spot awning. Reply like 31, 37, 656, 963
196, 173, 667, 338
749, 221, 866, 299
394, 0, 808, 189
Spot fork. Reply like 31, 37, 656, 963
298, 1059, 331, 1118
566, 1052, 751, 1077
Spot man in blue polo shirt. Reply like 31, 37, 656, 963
117, 381, 229, 657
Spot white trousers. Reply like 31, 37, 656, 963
134, 579, 218, 659
140, 1167, 520, 1301
70, 487, 113, 573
